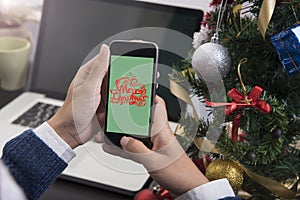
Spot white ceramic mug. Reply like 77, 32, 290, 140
0, 37, 31, 91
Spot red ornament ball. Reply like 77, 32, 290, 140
134, 189, 157, 200
192, 154, 212, 174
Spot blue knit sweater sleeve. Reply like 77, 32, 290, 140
1, 130, 68, 200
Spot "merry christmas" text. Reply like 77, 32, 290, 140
110, 76, 148, 107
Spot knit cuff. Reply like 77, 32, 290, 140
34, 122, 76, 163
1, 130, 68, 200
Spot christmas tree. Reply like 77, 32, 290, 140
173, 0, 300, 199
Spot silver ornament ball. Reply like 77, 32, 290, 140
192, 42, 231, 82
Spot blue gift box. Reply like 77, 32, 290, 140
270, 24, 300, 76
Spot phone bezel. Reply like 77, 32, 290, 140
104, 40, 158, 147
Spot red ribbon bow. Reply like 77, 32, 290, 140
206, 86, 271, 142
225, 86, 271, 116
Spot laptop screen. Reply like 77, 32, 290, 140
30, 0, 203, 121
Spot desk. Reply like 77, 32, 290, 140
40, 178, 133, 200
0, 89, 141, 200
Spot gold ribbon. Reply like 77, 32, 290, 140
174, 125, 220, 154
169, 77, 199, 121
258, 0, 276, 38
170, 74, 223, 153
236, 161, 296, 199
233, 4, 242, 14
194, 138, 221, 154
283, 176, 300, 193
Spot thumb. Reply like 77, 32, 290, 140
120, 137, 151, 154
89, 44, 110, 85
75, 44, 109, 87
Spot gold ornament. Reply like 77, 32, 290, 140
282, 175, 300, 195
206, 159, 244, 192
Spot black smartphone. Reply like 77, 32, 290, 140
104, 40, 159, 148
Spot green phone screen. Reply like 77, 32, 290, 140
106, 55, 154, 136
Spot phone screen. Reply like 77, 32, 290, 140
106, 49, 156, 138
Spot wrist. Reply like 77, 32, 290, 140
150, 154, 208, 197
175, 155, 209, 194
48, 111, 82, 149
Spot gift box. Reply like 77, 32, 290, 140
270, 24, 300, 76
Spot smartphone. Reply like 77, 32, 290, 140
104, 40, 159, 148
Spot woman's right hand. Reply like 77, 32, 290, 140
99, 96, 209, 197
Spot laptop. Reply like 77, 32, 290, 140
0, 0, 203, 196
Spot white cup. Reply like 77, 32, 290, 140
0, 37, 31, 91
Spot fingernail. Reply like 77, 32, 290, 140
120, 136, 130, 147
102, 144, 109, 153
99, 44, 109, 56
93, 134, 103, 143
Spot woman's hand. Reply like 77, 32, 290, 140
48, 44, 110, 149
98, 96, 209, 197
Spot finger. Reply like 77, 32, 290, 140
120, 137, 151, 154
96, 112, 105, 128
154, 95, 159, 104
155, 95, 166, 107
95, 135, 130, 159
102, 144, 129, 159
89, 44, 110, 85
74, 44, 109, 88
94, 134, 104, 143
98, 72, 108, 113
151, 96, 168, 137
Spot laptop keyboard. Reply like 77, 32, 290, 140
12, 102, 60, 128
